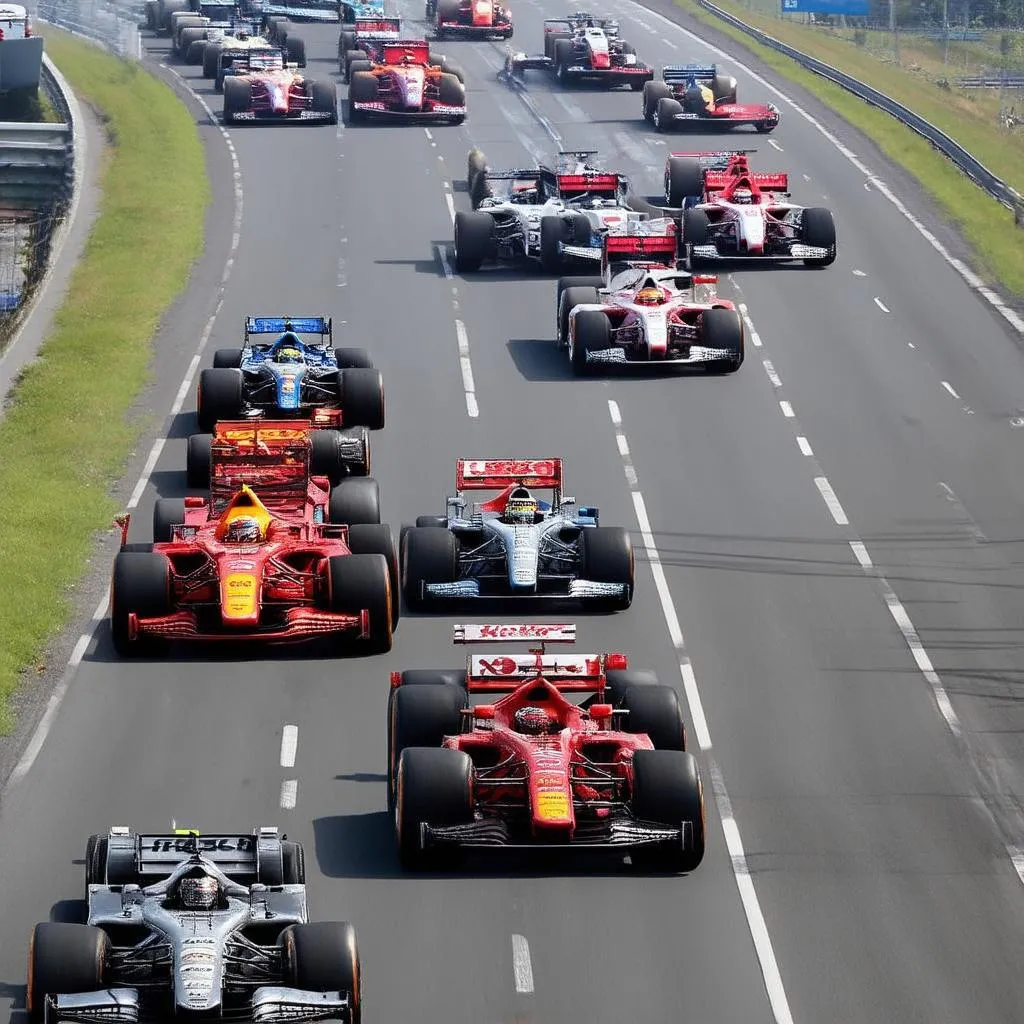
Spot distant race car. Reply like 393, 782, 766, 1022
501, 12, 651, 89
196, 316, 385, 433
172, 3, 273, 67
110, 423, 397, 654
207, 28, 279, 83
348, 40, 466, 123
427, 0, 513, 39
401, 458, 634, 610
556, 221, 745, 374
642, 63, 779, 133
255, 0, 340, 24
388, 622, 705, 871
26, 826, 360, 1024
667, 151, 837, 267
338, 17, 465, 83
339, 0, 386, 21
454, 149, 648, 273
221, 47, 337, 123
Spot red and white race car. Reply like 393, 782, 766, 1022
388, 622, 705, 872
348, 40, 466, 123
221, 48, 337, 124
556, 221, 744, 375
642, 63, 779, 133
668, 151, 837, 267
427, 0, 513, 39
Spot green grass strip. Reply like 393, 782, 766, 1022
0, 28, 208, 732
676, 0, 1024, 298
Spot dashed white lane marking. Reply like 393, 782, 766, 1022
796, 435, 813, 456
873, 297, 890, 313
444, 190, 456, 225
814, 477, 849, 525
853, 268, 867, 277
849, 540, 873, 568
455, 319, 479, 418
767, 138, 783, 151
7, 64, 246, 792
627, 0, 1024, 336
280, 725, 298, 769
435, 243, 453, 280
779, 400, 794, 418
938, 481, 988, 542
738, 304, 762, 347
941, 380, 961, 399
279, 780, 298, 810
607, 398, 792, 1023
511, 934, 534, 994
763, 359, 782, 388
423, 127, 433, 140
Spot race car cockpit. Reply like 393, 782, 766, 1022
682, 77, 715, 115
267, 333, 308, 363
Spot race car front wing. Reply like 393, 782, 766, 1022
583, 345, 738, 367
350, 100, 466, 121
689, 242, 833, 263
422, 579, 627, 600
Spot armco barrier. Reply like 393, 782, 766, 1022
694, 0, 1024, 225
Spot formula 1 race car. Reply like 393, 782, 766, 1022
667, 151, 837, 267
501, 12, 652, 90
221, 47, 337, 123
455, 149, 648, 273
348, 40, 466, 123
339, 0, 386, 21
556, 221, 745, 374
110, 424, 397, 655
171, 2, 249, 62
401, 458, 633, 610
202, 26, 284, 80
388, 623, 705, 871
427, 0, 513, 39
27, 826, 360, 1024
338, 18, 465, 83
196, 317, 385, 433
642, 64, 779, 133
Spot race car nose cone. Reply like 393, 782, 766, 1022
270, 85, 287, 112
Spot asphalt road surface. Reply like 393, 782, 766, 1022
3, 2, 1024, 1022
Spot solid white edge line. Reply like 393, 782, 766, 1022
280, 725, 298, 769
814, 476, 850, 525
444, 191, 456, 225
454, 319, 479, 418
435, 243, 453, 280
5, 63, 245, 794
627, 0, 1024, 336
873, 297, 890, 313
511, 934, 535, 994
279, 780, 298, 810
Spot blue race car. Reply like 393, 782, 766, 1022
338, 0, 386, 23
196, 316, 385, 433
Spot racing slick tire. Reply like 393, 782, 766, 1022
157, 0, 187, 32
398, 668, 468, 689
544, 29, 571, 58
311, 79, 339, 125
430, 54, 465, 82
711, 73, 738, 103
604, 668, 659, 706
388, 683, 467, 810
666, 156, 704, 208
327, 553, 393, 654
437, 72, 465, 109
85, 832, 139, 890
348, 59, 373, 78
641, 81, 672, 121
286, 35, 307, 67
402, 526, 458, 611
630, 749, 705, 873
282, 840, 306, 884
348, 71, 379, 123
145, 1, 158, 31
580, 526, 633, 609
620, 684, 687, 751
110, 551, 171, 657
415, 515, 447, 528
682, 208, 711, 260
434, 0, 460, 37
396, 747, 474, 869
467, 148, 488, 194
213, 346, 243, 368
554, 39, 575, 86
203, 42, 221, 78
569, 308, 611, 377
222, 77, 252, 124
341, 49, 363, 81
179, 27, 206, 60
153, 498, 186, 544
328, 477, 381, 526
558, 284, 601, 349
453, 211, 495, 273
348, 524, 400, 625
282, 922, 361, 1024
28, 923, 110, 1024
339, 30, 356, 57
265, 16, 288, 42
339, 367, 385, 429
799, 207, 837, 267
334, 347, 374, 369
185, 432, 213, 489
699, 307, 744, 374
197, 367, 243, 431
654, 96, 683, 132
540, 215, 591, 274
184, 35, 207, 64
311, 428, 356, 484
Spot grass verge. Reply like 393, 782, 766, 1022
0, 88, 59, 122
0, 27, 208, 732
676, 0, 1024, 298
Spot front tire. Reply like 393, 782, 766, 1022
396, 747, 473, 869
453, 211, 495, 272
580, 526, 633, 609
28, 923, 109, 1024
402, 526, 458, 610
110, 551, 171, 656
327, 553, 393, 654
282, 922, 361, 1024
631, 750, 705, 873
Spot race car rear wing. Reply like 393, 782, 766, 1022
253, 0, 340, 22
208, 420, 313, 512
704, 170, 790, 193
353, 16, 401, 37
602, 223, 679, 276
245, 316, 332, 341
668, 149, 757, 168
382, 41, 431, 65
456, 458, 563, 492
662, 63, 717, 83
556, 173, 622, 197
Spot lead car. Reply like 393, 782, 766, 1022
26, 826, 361, 1024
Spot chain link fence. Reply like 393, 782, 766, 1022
36, 0, 143, 59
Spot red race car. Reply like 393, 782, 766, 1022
642, 63, 779, 133
389, 623, 706, 872
222, 48, 338, 125
110, 421, 397, 656
348, 40, 466, 123
427, 0, 512, 39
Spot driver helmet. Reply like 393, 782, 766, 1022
224, 515, 264, 544
504, 487, 539, 524
274, 345, 303, 364
732, 188, 755, 205
179, 875, 220, 911
636, 286, 666, 306
514, 706, 553, 735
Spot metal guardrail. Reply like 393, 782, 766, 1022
36, 0, 143, 60
0, 121, 72, 204
695, 0, 1024, 226
957, 74, 1024, 88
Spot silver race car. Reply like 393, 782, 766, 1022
401, 458, 634, 610
27, 827, 361, 1024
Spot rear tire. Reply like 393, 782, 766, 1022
110, 552, 172, 657
453, 211, 494, 272
396, 747, 473, 869
327, 553, 393, 654
402, 526, 458, 610
186, 432, 213, 489
631, 750, 705, 873
197, 367, 244, 432
334, 347, 374, 369
620, 684, 687, 750
28, 923, 109, 1024
286, 35, 307, 67
203, 43, 221, 78
213, 347, 243, 368
340, 368, 385, 430
604, 668, 658, 706
282, 840, 306, 884
328, 477, 381, 526
348, 524, 400, 625
282, 922, 361, 1024
666, 156, 703, 208
153, 498, 185, 544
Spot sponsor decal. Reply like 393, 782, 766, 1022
462, 459, 557, 480
147, 837, 254, 853
221, 427, 306, 441
477, 623, 569, 639
535, 791, 570, 820
223, 573, 257, 618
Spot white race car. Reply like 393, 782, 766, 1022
556, 220, 745, 375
